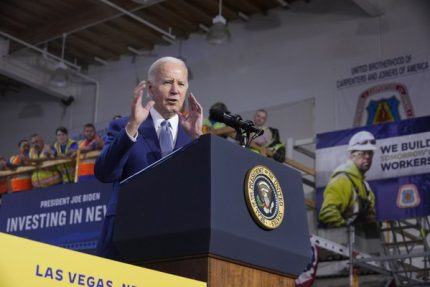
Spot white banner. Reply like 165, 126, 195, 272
317, 131, 430, 187
335, 52, 430, 128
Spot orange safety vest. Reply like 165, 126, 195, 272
77, 138, 101, 178
9, 155, 33, 192
0, 178, 8, 194
29, 146, 62, 188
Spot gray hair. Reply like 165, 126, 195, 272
147, 56, 187, 83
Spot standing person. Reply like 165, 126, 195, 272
9, 139, 33, 192
52, 127, 78, 184
77, 123, 104, 181
95, 56, 203, 258
319, 131, 377, 227
29, 134, 62, 188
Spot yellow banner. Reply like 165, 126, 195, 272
0, 232, 205, 287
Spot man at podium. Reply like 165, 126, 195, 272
95, 56, 203, 258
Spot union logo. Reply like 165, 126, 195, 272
396, 184, 420, 209
353, 83, 415, 127
244, 165, 285, 230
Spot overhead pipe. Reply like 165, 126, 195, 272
0, 30, 81, 71
0, 30, 100, 124
98, 0, 175, 40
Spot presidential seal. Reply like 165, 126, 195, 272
244, 165, 285, 230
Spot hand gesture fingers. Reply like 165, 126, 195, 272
188, 93, 202, 114
144, 100, 155, 112
132, 80, 146, 104
128, 80, 152, 135
181, 93, 203, 139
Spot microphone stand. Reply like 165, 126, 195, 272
235, 126, 250, 148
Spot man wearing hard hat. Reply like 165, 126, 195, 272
319, 131, 377, 227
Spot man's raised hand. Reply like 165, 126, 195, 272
126, 81, 155, 136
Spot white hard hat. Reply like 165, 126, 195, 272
348, 131, 377, 151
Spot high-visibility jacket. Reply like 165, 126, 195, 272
318, 160, 376, 227
202, 119, 226, 135
29, 146, 62, 188
53, 139, 78, 183
9, 154, 32, 192
77, 137, 102, 179
249, 127, 286, 163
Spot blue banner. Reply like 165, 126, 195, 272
0, 179, 112, 252
316, 115, 430, 222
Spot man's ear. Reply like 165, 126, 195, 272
147, 82, 152, 96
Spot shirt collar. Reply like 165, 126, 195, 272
150, 107, 179, 129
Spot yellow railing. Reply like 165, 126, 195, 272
0, 150, 101, 189
2, 138, 317, 207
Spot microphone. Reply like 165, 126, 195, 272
211, 109, 263, 135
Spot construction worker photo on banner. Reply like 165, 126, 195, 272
318, 131, 377, 229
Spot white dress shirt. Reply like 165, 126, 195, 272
126, 108, 179, 146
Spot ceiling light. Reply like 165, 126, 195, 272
50, 61, 68, 88
207, 0, 230, 45
50, 34, 68, 88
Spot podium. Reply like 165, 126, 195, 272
114, 134, 310, 286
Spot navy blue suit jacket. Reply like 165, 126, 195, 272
95, 115, 192, 216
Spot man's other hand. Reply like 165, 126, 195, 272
180, 93, 203, 139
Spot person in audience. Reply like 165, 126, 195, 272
264, 128, 286, 163
52, 127, 78, 184
77, 123, 104, 181
249, 109, 273, 156
29, 134, 62, 188
202, 102, 235, 138
245, 109, 272, 156
9, 139, 33, 192
95, 56, 203, 258
0, 156, 10, 195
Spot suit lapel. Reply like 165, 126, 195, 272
139, 115, 161, 158
175, 123, 191, 149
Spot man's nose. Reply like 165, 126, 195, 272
170, 82, 179, 93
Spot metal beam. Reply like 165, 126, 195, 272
352, 0, 384, 17
34, 0, 167, 46
354, 251, 430, 263
294, 145, 315, 159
